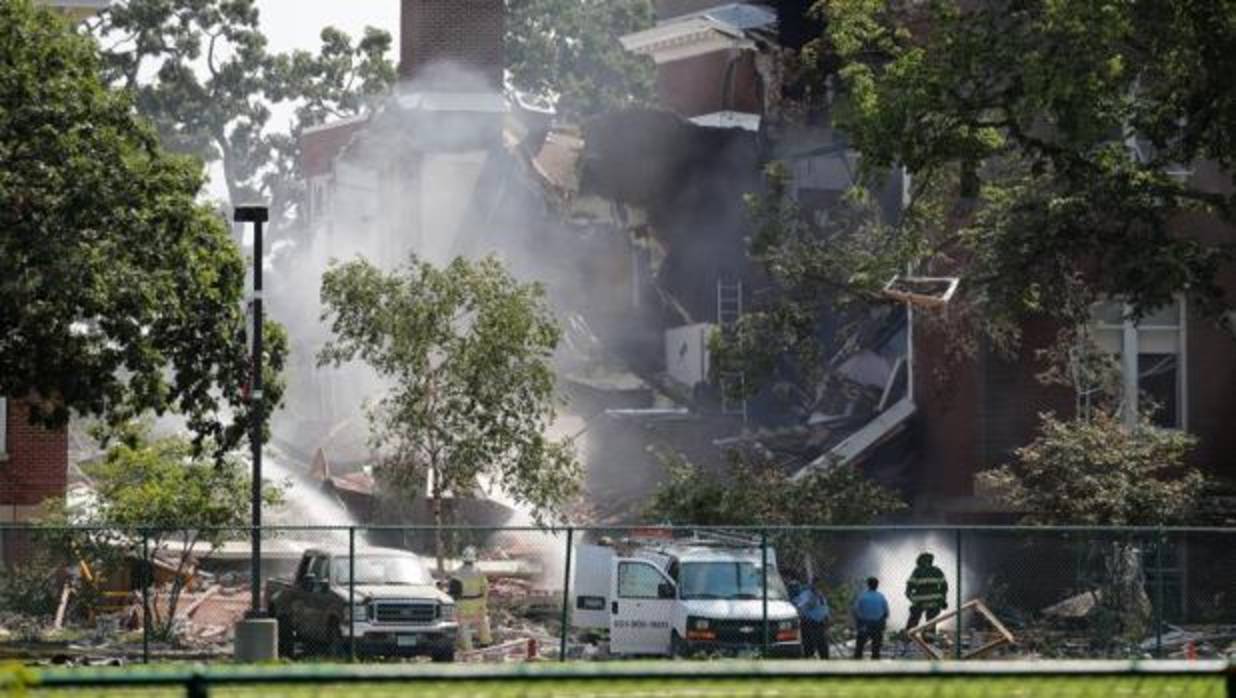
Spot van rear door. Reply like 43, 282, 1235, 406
571, 544, 613, 630
610, 558, 675, 655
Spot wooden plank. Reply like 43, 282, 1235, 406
181, 584, 221, 619
53, 583, 72, 630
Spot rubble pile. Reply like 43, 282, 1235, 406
475, 550, 565, 661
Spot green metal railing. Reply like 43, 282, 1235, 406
1, 660, 1232, 697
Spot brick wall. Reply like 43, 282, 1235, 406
0, 398, 68, 512
0, 398, 67, 566
400, 0, 504, 89
656, 50, 763, 118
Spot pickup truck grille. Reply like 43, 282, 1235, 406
374, 601, 436, 625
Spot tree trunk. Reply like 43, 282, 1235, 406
432, 464, 445, 576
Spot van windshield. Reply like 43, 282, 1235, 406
332, 556, 432, 586
679, 562, 787, 600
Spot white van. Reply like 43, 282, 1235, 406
572, 535, 802, 657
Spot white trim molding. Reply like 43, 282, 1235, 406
689, 111, 762, 131
0, 396, 7, 460
1092, 296, 1188, 430
620, 18, 755, 64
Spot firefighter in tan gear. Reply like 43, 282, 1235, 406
450, 546, 491, 649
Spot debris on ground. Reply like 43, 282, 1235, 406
1042, 590, 1102, 619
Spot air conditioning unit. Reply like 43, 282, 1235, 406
664, 323, 715, 388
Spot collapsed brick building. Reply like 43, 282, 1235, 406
279, 0, 1235, 539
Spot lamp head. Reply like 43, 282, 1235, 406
233, 204, 269, 223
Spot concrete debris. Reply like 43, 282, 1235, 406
1140, 625, 1236, 655
1042, 590, 1102, 619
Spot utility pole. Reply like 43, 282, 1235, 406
232, 204, 278, 662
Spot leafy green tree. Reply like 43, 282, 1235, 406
978, 409, 1205, 643
978, 411, 1205, 526
646, 450, 904, 527
645, 449, 904, 606
0, 0, 285, 452
90, 0, 272, 206
90, 1, 396, 224
818, 0, 1236, 334
507, 0, 656, 120
318, 255, 581, 569
711, 162, 909, 418
70, 425, 282, 640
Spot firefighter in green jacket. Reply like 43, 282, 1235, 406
904, 552, 948, 635
450, 546, 492, 649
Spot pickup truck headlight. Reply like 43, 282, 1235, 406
439, 603, 456, 621
348, 603, 369, 622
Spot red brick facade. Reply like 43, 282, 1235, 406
0, 398, 68, 512
912, 178, 1236, 519
656, 51, 763, 119
1, 398, 68, 565
400, 0, 504, 89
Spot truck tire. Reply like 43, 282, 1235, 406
323, 618, 345, 658
274, 611, 295, 658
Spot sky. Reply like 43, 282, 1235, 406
256, 1, 399, 58
209, 1, 401, 199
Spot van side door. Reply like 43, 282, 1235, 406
610, 558, 675, 655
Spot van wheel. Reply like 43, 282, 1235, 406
671, 631, 689, 659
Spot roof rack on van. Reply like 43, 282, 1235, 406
620, 528, 761, 551
679, 529, 761, 548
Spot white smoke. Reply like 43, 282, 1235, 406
267, 61, 597, 531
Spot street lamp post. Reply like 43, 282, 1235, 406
232, 204, 278, 662
234, 204, 268, 617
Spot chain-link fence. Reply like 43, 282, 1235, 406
1, 525, 1233, 664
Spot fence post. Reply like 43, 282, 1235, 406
349, 525, 356, 663
761, 529, 769, 657
186, 669, 209, 698
954, 528, 962, 660
1155, 526, 1165, 658
559, 526, 574, 662
141, 529, 150, 665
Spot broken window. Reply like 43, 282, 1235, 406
1092, 298, 1186, 429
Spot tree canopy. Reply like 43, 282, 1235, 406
90, 0, 397, 226
507, 0, 656, 120
318, 255, 581, 535
978, 409, 1205, 526
646, 450, 904, 526
817, 0, 1236, 335
0, 0, 285, 452
72, 425, 281, 639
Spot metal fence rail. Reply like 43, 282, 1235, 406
2, 660, 1232, 697
0, 525, 1233, 665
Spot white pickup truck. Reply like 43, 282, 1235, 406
572, 536, 802, 657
